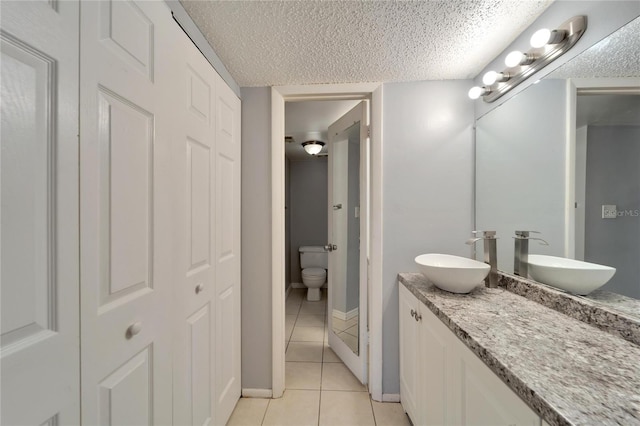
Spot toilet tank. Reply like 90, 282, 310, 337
299, 246, 328, 269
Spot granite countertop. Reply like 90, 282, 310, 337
399, 272, 640, 426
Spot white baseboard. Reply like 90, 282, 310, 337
242, 388, 273, 398
332, 307, 359, 321
285, 285, 292, 299
382, 393, 401, 403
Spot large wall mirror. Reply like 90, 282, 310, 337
475, 17, 640, 312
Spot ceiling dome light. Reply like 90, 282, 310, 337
302, 140, 325, 155
504, 51, 536, 68
468, 86, 488, 100
482, 71, 508, 86
530, 28, 566, 48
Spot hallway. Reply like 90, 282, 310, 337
226, 289, 410, 425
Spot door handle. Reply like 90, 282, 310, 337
324, 244, 337, 252
333, 204, 342, 210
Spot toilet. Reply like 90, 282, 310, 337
299, 246, 328, 301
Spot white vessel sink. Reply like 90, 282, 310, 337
527, 255, 616, 295
415, 254, 490, 294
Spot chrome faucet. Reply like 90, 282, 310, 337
466, 230, 498, 288
513, 230, 549, 277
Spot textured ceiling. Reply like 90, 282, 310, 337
181, 0, 553, 87
548, 16, 640, 79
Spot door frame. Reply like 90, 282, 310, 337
271, 83, 383, 400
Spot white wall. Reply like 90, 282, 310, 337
381, 80, 475, 394
240, 87, 272, 389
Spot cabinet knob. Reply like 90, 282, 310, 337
195, 283, 204, 294
126, 322, 143, 339
414, 313, 422, 322
410, 309, 416, 318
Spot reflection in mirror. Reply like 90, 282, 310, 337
475, 16, 640, 316
331, 122, 360, 354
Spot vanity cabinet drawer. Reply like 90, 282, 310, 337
399, 283, 541, 426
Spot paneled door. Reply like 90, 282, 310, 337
214, 71, 242, 425
80, 1, 175, 424
0, 1, 80, 424
172, 30, 218, 426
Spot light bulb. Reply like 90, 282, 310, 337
482, 71, 508, 86
468, 86, 486, 100
505, 51, 524, 67
482, 71, 498, 85
530, 28, 566, 48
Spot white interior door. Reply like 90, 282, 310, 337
80, 1, 174, 423
327, 101, 369, 383
172, 30, 218, 426
214, 70, 242, 426
0, 1, 80, 424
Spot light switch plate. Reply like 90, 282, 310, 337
602, 205, 617, 219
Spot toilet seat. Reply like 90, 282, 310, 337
302, 267, 326, 277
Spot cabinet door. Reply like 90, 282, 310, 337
419, 304, 451, 425
399, 285, 420, 423
454, 336, 540, 426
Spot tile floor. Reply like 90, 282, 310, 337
227, 288, 411, 426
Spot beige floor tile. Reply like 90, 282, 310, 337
319, 391, 375, 426
299, 302, 327, 315
322, 345, 341, 363
291, 325, 325, 342
371, 401, 411, 426
262, 390, 320, 426
285, 362, 322, 390
226, 397, 269, 426
285, 301, 301, 315
286, 341, 324, 362
332, 317, 349, 332
321, 363, 366, 391
295, 314, 325, 327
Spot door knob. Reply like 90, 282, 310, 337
126, 322, 143, 339
195, 283, 204, 294
324, 244, 337, 252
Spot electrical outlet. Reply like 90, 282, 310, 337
602, 205, 617, 219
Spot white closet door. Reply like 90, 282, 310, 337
0, 1, 80, 424
214, 73, 242, 425
80, 1, 174, 424
172, 31, 218, 426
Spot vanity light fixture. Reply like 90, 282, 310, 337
302, 140, 325, 155
469, 15, 586, 103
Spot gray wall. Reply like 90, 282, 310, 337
289, 158, 329, 284
382, 80, 475, 394
240, 87, 272, 389
585, 125, 640, 298
475, 79, 567, 271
